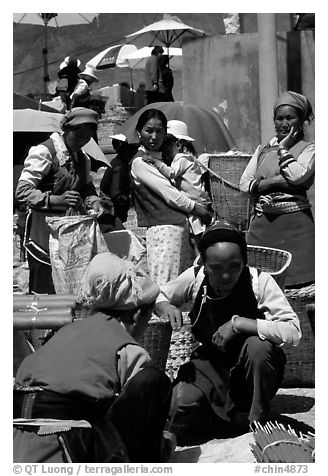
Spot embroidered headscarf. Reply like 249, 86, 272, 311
78, 252, 159, 310
273, 91, 314, 122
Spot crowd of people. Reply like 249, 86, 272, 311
13, 83, 315, 463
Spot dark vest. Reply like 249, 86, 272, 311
15, 314, 137, 404
131, 152, 188, 227
38, 138, 89, 196
190, 266, 264, 367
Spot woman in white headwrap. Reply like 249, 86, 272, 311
240, 91, 315, 287
13, 252, 175, 463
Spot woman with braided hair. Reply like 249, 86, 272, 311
240, 91, 315, 287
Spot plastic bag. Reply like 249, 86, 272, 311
46, 214, 108, 294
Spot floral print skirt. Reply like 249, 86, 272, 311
146, 222, 195, 286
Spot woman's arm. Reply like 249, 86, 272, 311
233, 271, 301, 346
131, 156, 195, 213
279, 144, 315, 189
239, 146, 261, 193
15, 144, 56, 210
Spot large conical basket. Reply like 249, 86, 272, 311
208, 152, 252, 231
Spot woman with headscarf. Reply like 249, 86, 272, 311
15, 107, 103, 295
13, 252, 175, 463
240, 91, 315, 288
130, 108, 213, 285
155, 221, 301, 444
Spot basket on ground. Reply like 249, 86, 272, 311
283, 285, 315, 387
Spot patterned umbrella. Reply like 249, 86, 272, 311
118, 102, 236, 154
87, 44, 138, 70
13, 13, 98, 93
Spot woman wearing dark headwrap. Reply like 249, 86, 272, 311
155, 221, 301, 444
240, 91, 315, 287
15, 107, 103, 294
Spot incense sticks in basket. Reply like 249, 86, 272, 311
250, 421, 315, 463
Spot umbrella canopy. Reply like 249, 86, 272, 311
87, 44, 138, 70
13, 93, 58, 112
13, 13, 98, 27
118, 102, 236, 154
13, 109, 62, 132
13, 13, 98, 94
126, 14, 205, 51
122, 46, 182, 70
13, 108, 109, 169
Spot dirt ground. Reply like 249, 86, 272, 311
169, 387, 314, 463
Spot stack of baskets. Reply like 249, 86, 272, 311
283, 284, 315, 387
208, 152, 252, 231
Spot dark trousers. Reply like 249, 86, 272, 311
13, 367, 172, 463
27, 253, 55, 294
171, 336, 285, 437
108, 367, 172, 462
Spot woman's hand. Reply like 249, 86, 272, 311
279, 126, 300, 150
155, 301, 183, 330
193, 203, 213, 226
50, 191, 82, 208
212, 321, 236, 352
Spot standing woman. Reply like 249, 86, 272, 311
240, 91, 314, 287
15, 107, 102, 294
130, 109, 213, 285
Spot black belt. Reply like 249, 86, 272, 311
13, 389, 113, 422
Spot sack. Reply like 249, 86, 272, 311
46, 214, 108, 294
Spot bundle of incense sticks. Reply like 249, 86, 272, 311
250, 421, 315, 463
13, 293, 78, 330
13, 294, 77, 311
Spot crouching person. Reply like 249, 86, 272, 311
155, 221, 301, 444
13, 252, 175, 463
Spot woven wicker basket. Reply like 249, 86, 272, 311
209, 153, 251, 231
283, 286, 315, 388
138, 317, 172, 372
247, 245, 292, 290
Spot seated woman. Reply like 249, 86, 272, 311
155, 221, 301, 444
13, 252, 175, 463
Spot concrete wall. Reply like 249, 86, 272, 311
182, 30, 315, 153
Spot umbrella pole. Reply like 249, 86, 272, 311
130, 69, 134, 90
42, 22, 50, 95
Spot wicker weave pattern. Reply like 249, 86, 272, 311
138, 317, 172, 372
209, 154, 251, 231
283, 287, 315, 387
247, 245, 292, 290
